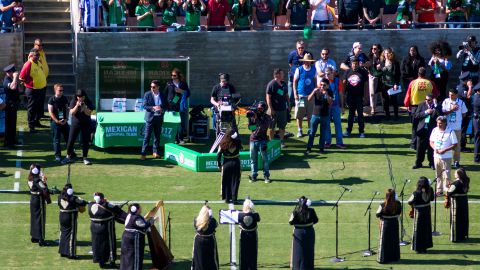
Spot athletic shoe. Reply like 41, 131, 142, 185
336, 144, 347, 149
324, 143, 331, 148
179, 140, 186, 145
297, 131, 303, 138
359, 133, 366, 138
55, 156, 61, 162
454, 161, 460, 169
342, 132, 350, 137
281, 142, 286, 149
264, 176, 271, 183
83, 158, 92, 165
248, 175, 257, 183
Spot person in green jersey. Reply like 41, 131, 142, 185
135, 0, 156, 29
183, 0, 206, 30
231, 0, 252, 30
109, 0, 128, 30
159, 0, 179, 26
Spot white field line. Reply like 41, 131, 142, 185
1, 200, 480, 204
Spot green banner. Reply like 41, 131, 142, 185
143, 60, 188, 92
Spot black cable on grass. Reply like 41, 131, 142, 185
379, 126, 397, 190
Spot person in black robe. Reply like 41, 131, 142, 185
376, 189, 402, 263
192, 204, 219, 270
28, 164, 50, 246
446, 168, 470, 242
217, 130, 242, 203
238, 198, 260, 270
120, 203, 153, 270
88, 192, 126, 269
408, 176, 434, 253
289, 196, 318, 270
58, 184, 87, 259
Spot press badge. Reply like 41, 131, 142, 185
58, 111, 64, 120
172, 95, 180, 104
277, 88, 284, 96
297, 99, 305, 108
435, 139, 443, 149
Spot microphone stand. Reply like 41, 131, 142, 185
330, 188, 349, 263
431, 177, 441, 236
362, 192, 378, 256
167, 212, 172, 249
399, 179, 410, 246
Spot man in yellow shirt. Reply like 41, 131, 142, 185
33, 39, 49, 120
19, 49, 47, 133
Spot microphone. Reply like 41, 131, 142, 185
405, 179, 411, 183
374, 191, 380, 195
340, 185, 352, 192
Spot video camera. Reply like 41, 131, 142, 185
459, 41, 470, 50
216, 93, 241, 135
246, 101, 267, 118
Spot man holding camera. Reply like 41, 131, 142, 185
456, 35, 480, 84
247, 101, 272, 183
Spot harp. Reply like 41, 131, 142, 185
144, 201, 174, 270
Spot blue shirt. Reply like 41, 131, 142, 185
296, 66, 317, 96
288, 49, 312, 81
329, 77, 341, 107
0, 0, 14, 32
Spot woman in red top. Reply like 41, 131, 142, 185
415, 0, 437, 28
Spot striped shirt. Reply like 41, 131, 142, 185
79, 0, 102, 27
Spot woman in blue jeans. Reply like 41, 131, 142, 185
306, 78, 333, 154
324, 67, 346, 149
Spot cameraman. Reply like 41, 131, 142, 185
247, 101, 272, 183
456, 35, 480, 84
210, 73, 237, 132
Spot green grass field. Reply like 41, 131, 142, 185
0, 110, 479, 269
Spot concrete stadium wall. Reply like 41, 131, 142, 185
0, 33, 24, 75
76, 29, 471, 106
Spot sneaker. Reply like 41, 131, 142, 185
336, 144, 347, 149
454, 161, 460, 169
359, 133, 365, 138
343, 131, 350, 137
324, 143, 331, 148
248, 175, 257, 183
281, 142, 286, 149
264, 176, 271, 183
55, 156, 61, 162
153, 153, 160, 159
83, 158, 92, 165
412, 165, 421, 169
305, 148, 312, 154
179, 140, 186, 145
297, 130, 303, 138
61, 157, 72, 164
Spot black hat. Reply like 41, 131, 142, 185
350, 56, 359, 62
473, 82, 480, 92
459, 71, 470, 81
467, 35, 477, 42
3, 64, 15, 73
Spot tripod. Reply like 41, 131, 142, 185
330, 187, 350, 263
399, 179, 411, 246
362, 191, 379, 256
431, 177, 441, 236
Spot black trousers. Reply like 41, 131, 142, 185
474, 118, 480, 162
4, 104, 18, 146
381, 90, 399, 118
25, 88, 45, 129
346, 96, 365, 134
66, 120, 91, 158
416, 134, 434, 167
38, 87, 46, 117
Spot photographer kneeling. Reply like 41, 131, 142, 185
247, 101, 272, 183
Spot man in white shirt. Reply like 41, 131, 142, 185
315, 48, 337, 80
429, 116, 458, 195
441, 88, 467, 169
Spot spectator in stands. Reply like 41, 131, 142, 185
309, 0, 333, 30
126, 0, 139, 17
285, 0, 310, 30
183, 0, 206, 31
457, 35, 480, 84
11, 0, 25, 31
467, 0, 480, 26
207, 0, 231, 31
380, 48, 401, 120
395, 0, 415, 28
165, 68, 190, 144
415, 0, 436, 28
362, 0, 384, 29
293, 53, 316, 138
252, 0, 274, 30
0, 0, 16, 33
33, 39, 49, 120
135, 0, 156, 29
337, 0, 363, 29
79, 0, 103, 31
344, 56, 368, 138
231, 0, 252, 31
428, 40, 452, 102
19, 49, 47, 133
108, 0, 128, 30
324, 67, 346, 148
159, 0, 179, 28
340, 42, 370, 71
48, 84, 70, 162
288, 40, 311, 106
2, 64, 20, 148
442, 88, 468, 169
368, 43, 383, 115
315, 47, 337, 79
266, 68, 289, 148
445, 0, 467, 28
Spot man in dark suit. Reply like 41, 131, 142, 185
413, 94, 441, 169
141, 80, 165, 160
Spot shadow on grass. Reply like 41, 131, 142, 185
429, 249, 480, 255
398, 258, 480, 265
0, 170, 13, 178
273, 177, 373, 186
144, 259, 191, 270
